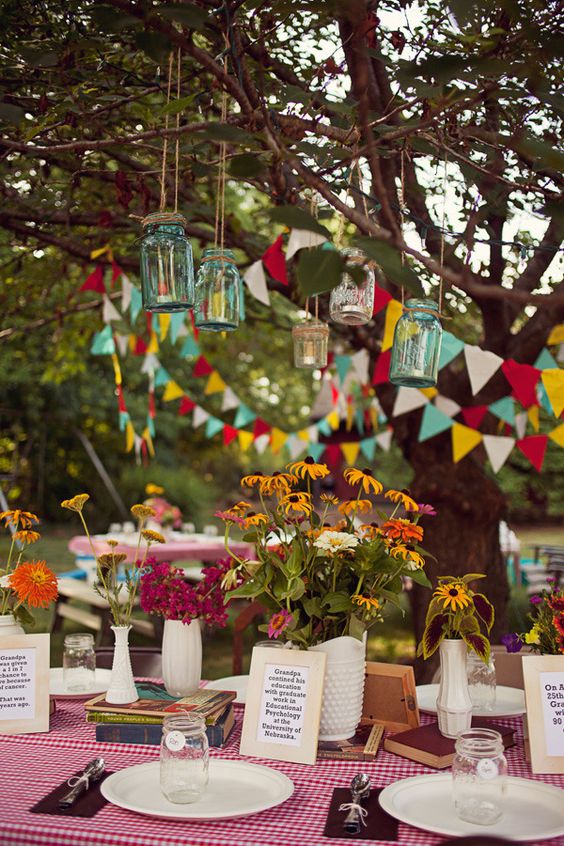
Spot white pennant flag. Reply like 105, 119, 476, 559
483, 435, 515, 474
285, 228, 327, 260
115, 333, 128, 358
464, 344, 504, 396
376, 429, 393, 452
434, 395, 461, 418
103, 294, 121, 323
307, 425, 319, 444
176, 321, 188, 339
392, 387, 429, 417
351, 349, 370, 385
141, 354, 160, 375
121, 274, 133, 312
221, 386, 240, 412
192, 406, 209, 428
134, 434, 143, 464
514, 411, 528, 440
286, 435, 307, 460
254, 434, 270, 455
244, 260, 270, 306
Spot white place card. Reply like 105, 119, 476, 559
0, 633, 50, 735
523, 655, 564, 773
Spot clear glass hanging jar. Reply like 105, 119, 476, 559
194, 248, 241, 331
292, 320, 329, 368
389, 298, 443, 388
329, 248, 375, 325
139, 212, 195, 312
160, 714, 209, 804
452, 728, 507, 825
467, 650, 496, 712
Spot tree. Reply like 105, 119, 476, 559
1, 0, 562, 675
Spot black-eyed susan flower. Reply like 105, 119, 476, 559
241, 471, 264, 488
13, 530, 41, 545
381, 518, 423, 544
389, 543, 409, 560
352, 594, 380, 610
259, 472, 297, 496
344, 468, 383, 495
287, 456, 330, 480
404, 549, 425, 568
0, 509, 39, 528
61, 494, 90, 513
385, 489, 419, 512
279, 492, 313, 516
244, 512, 269, 528
230, 501, 252, 514
434, 582, 471, 611
360, 522, 382, 540
338, 499, 372, 516
320, 493, 339, 505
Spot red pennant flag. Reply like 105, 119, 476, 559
141, 438, 148, 460
145, 312, 153, 334
261, 235, 288, 285
116, 384, 127, 413
148, 391, 156, 418
80, 265, 105, 293
193, 355, 214, 377
324, 444, 340, 467
133, 336, 148, 355
373, 283, 393, 316
253, 418, 271, 438
501, 360, 540, 408
111, 261, 123, 286
178, 396, 196, 416
372, 350, 391, 385
331, 384, 340, 405
516, 434, 548, 472
320, 351, 334, 375
223, 425, 238, 446
189, 311, 200, 341
461, 405, 488, 429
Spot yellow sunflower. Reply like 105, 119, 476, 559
385, 489, 419, 512
352, 594, 380, 610
241, 472, 264, 488
434, 582, 471, 612
338, 499, 372, 516
320, 493, 339, 505
343, 467, 383, 495
61, 494, 90, 513
279, 492, 313, 516
0, 509, 39, 529
259, 472, 297, 496
287, 457, 330, 480
244, 512, 269, 528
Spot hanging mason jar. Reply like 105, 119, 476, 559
194, 249, 240, 331
292, 320, 329, 369
389, 298, 442, 388
140, 212, 195, 312
329, 248, 375, 326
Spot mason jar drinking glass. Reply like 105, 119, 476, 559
329, 248, 375, 325
467, 651, 496, 712
389, 298, 442, 388
139, 212, 195, 312
63, 633, 96, 692
292, 320, 329, 368
160, 714, 209, 804
452, 728, 507, 825
194, 249, 240, 331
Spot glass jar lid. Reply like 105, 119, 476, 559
455, 727, 504, 757
162, 714, 206, 736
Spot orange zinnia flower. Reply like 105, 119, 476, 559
381, 518, 424, 544
9, 560, 58, 608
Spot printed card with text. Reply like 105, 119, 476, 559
523, 655, 564, 774
0, 633, 50, 735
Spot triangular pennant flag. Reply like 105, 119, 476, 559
90, 244, 111, 260
549, 423, 564, 447
118, 410, 129, 432
286, 435, 306, 460
375, 429, 393, 452
116, 384, 126, 413
90, 325, 115, 355
146, 414, 156, 438
489, 396, 515, 427
483, 435, 515, 474
392, 387, 429, 417
464, 345, 504, 396
516, 435, 548, 471
326, 410, 340, 430
142, 426, 155, 458
111, 353, 122, 386
254, 433, 271, 454
204, 371, 227, 395
205, 416, 224, 438
151, 313, 159, 333
316, 417, 332, 436
80, 265, 105, 293
547, 325, 564, 346
125, 421, 135, 453
541, 369, 564, 418
261, 235, 288, 285
537, 381, 554, 415
307, 425, 319, 443
178, 396, 196, 416
193, 355, 214, 377
146, 330, 159, 354
158, 313, 171, 342
133, 336, 147, 355
351, 349, 370, 384
285, 228, 326, 260
133, 433, 143, 462
162, 381, 184, 402
223, 425, 238, 446
341, 442, 360, 465
334, 354, 352, 385
270, 427, 288, 454
129, 286, 143, 324
237, 430, 254, 452
141, 353, 160, 375
461, 405, 488, 429
253, 418, 272, 439
372, 283, 392, 316
115, 333, 128, 357
527, 404, 540, 432
558, 343, 564, 363
372, 350, 391, 385
359, 437, 376, 462
193, 406, 210, 428
514, 411, 528, 440
501, 360, 540, 408
438, 331, 465, 370
111, 260, 122, 284
121, 274, 133, 312
534, 348, 558, 371
418, 404, 454, 442
307, 442, 326, 462
169, 312, 186, 345
221, 386, 239, 412
354, 409, 365, 435
102, 294, 121, 323
243, 260, 270, 306
381, 300, 403, 352
154, 367, 171, 387
451, 423, 483, 463
419, 387, 438, 400
233, 404, 256, 429
180, 335, 200, 358
325, 444, 341, 466
434, 395, 461, 418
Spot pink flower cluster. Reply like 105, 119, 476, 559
139, 557, 230, 627
144, 496, 182, 528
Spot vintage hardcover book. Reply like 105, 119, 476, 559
317, 723, 384, 761
84, 686, 236, 720
86, 707, 227, 726
384, 719, 515, 769
94, 705, 235, 748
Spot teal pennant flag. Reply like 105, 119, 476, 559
535, 348, 558, 371
418, 404, 454, 442
489, 396, 515, 426
180, 335, 200, 358
118, 411, 129, 432
169, 312, 186, 345
152, 313, 160, 333
233, 404, 256, 428
537, 382, 554, 415
205, 416, 224, 438
130, 286, 143, 324
316, 418, 332, 437
91, 325, 115, 355
438, 331, 464, 370
334, 354, 352, 385
359, 437, 376, 462
146, 415, 156, 437
154, 367, 171, 387
307, 443, 326, 462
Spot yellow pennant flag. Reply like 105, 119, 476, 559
346, 404, 354, 431
527, 404, 539, 432
547, 324, 564, 346
204, 370, 227, 395
238, 430, 254, 452
146, 330, 159, 354
162, 380, 184, 401
420, 386, 438, 399
90, 244, 111, 260
451, 422, 483, 463
128, 334, 137, 353
125, 421, 135, 453
549, 423, 564, 448
542, 369, 564, 418
142, 427, 155, 458
270, 427, 288, 454
381, 300, 403, 351
341, 442, 360, 465
327, 410, 340, 430
159, 313, 171, 342
111, 353, 122, 386
297, 429, 310, 442
369, 407, 378, 431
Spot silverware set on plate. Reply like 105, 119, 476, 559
340, 772, 371, 834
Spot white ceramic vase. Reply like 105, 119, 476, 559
0, 614, 25, 637
436, 638, 472, 738
162, 618, 202, 697
106, 625, 138, 704
310, 635, 366, 741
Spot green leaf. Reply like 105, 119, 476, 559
134, 32, 173, 63
297, 247, 343, 296
229, 153, 267, 179
90, 5, 140, 30
161, 94, 199, 116
472, 593, 495, 633
462, 632, 490, 663
199, 124, 256, 145
268, 206, 331, 238
460, 573, 486, 584
302, 596, 323, 618
421, 612, 448, 659
321, 591, 352, 613
355, 238, 425, 297
0, 103, 25, 124
410, 568, 432, 588
157, 3, 210, 31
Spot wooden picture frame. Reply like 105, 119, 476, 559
362, 661, 420, 733
240, 646, 326, 765
0, 633, 50, 735
522, 654, 564, 774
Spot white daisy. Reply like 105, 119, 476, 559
314, 531, 359, 555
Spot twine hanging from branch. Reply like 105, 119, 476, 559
158, 49, 182, 214
213, 45, 229, 252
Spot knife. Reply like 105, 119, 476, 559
58, 758, 106, 809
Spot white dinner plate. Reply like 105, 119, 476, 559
101, 759, 294, 820
416, 684, 525, 718
204, 675, 249, 705
49, 667, 112, 700
379, 774, 564, 841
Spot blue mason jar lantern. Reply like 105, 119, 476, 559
139, 212, 194, 312
194, 248, 240, 332
389, 298, 443, 388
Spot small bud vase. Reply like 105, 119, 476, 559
106, 625, 138, 704
162, 619, 202, 697
436, 638, 472, 738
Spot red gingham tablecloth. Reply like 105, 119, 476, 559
1, 697, 563, 846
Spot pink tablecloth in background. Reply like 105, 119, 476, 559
68, 535, 254, 565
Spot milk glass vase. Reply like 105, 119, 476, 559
329, 248, 375, 325
140, 212, 195, 312
194, 249, 240, 331
389, 298, 442, 388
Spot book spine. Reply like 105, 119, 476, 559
95, 711, 234, 748
87, 712, 163, 725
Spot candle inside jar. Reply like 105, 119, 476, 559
301, 340, 317, 364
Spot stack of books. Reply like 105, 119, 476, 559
84, 683, 237, 748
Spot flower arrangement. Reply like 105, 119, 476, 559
144, 484, 182, 529
61, 494, 165, 627
0, 509, 58, 625
418, 573, 494, 662
217, 457, 434, 648
139, 558, 230, 628
501, 581, 564, 655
